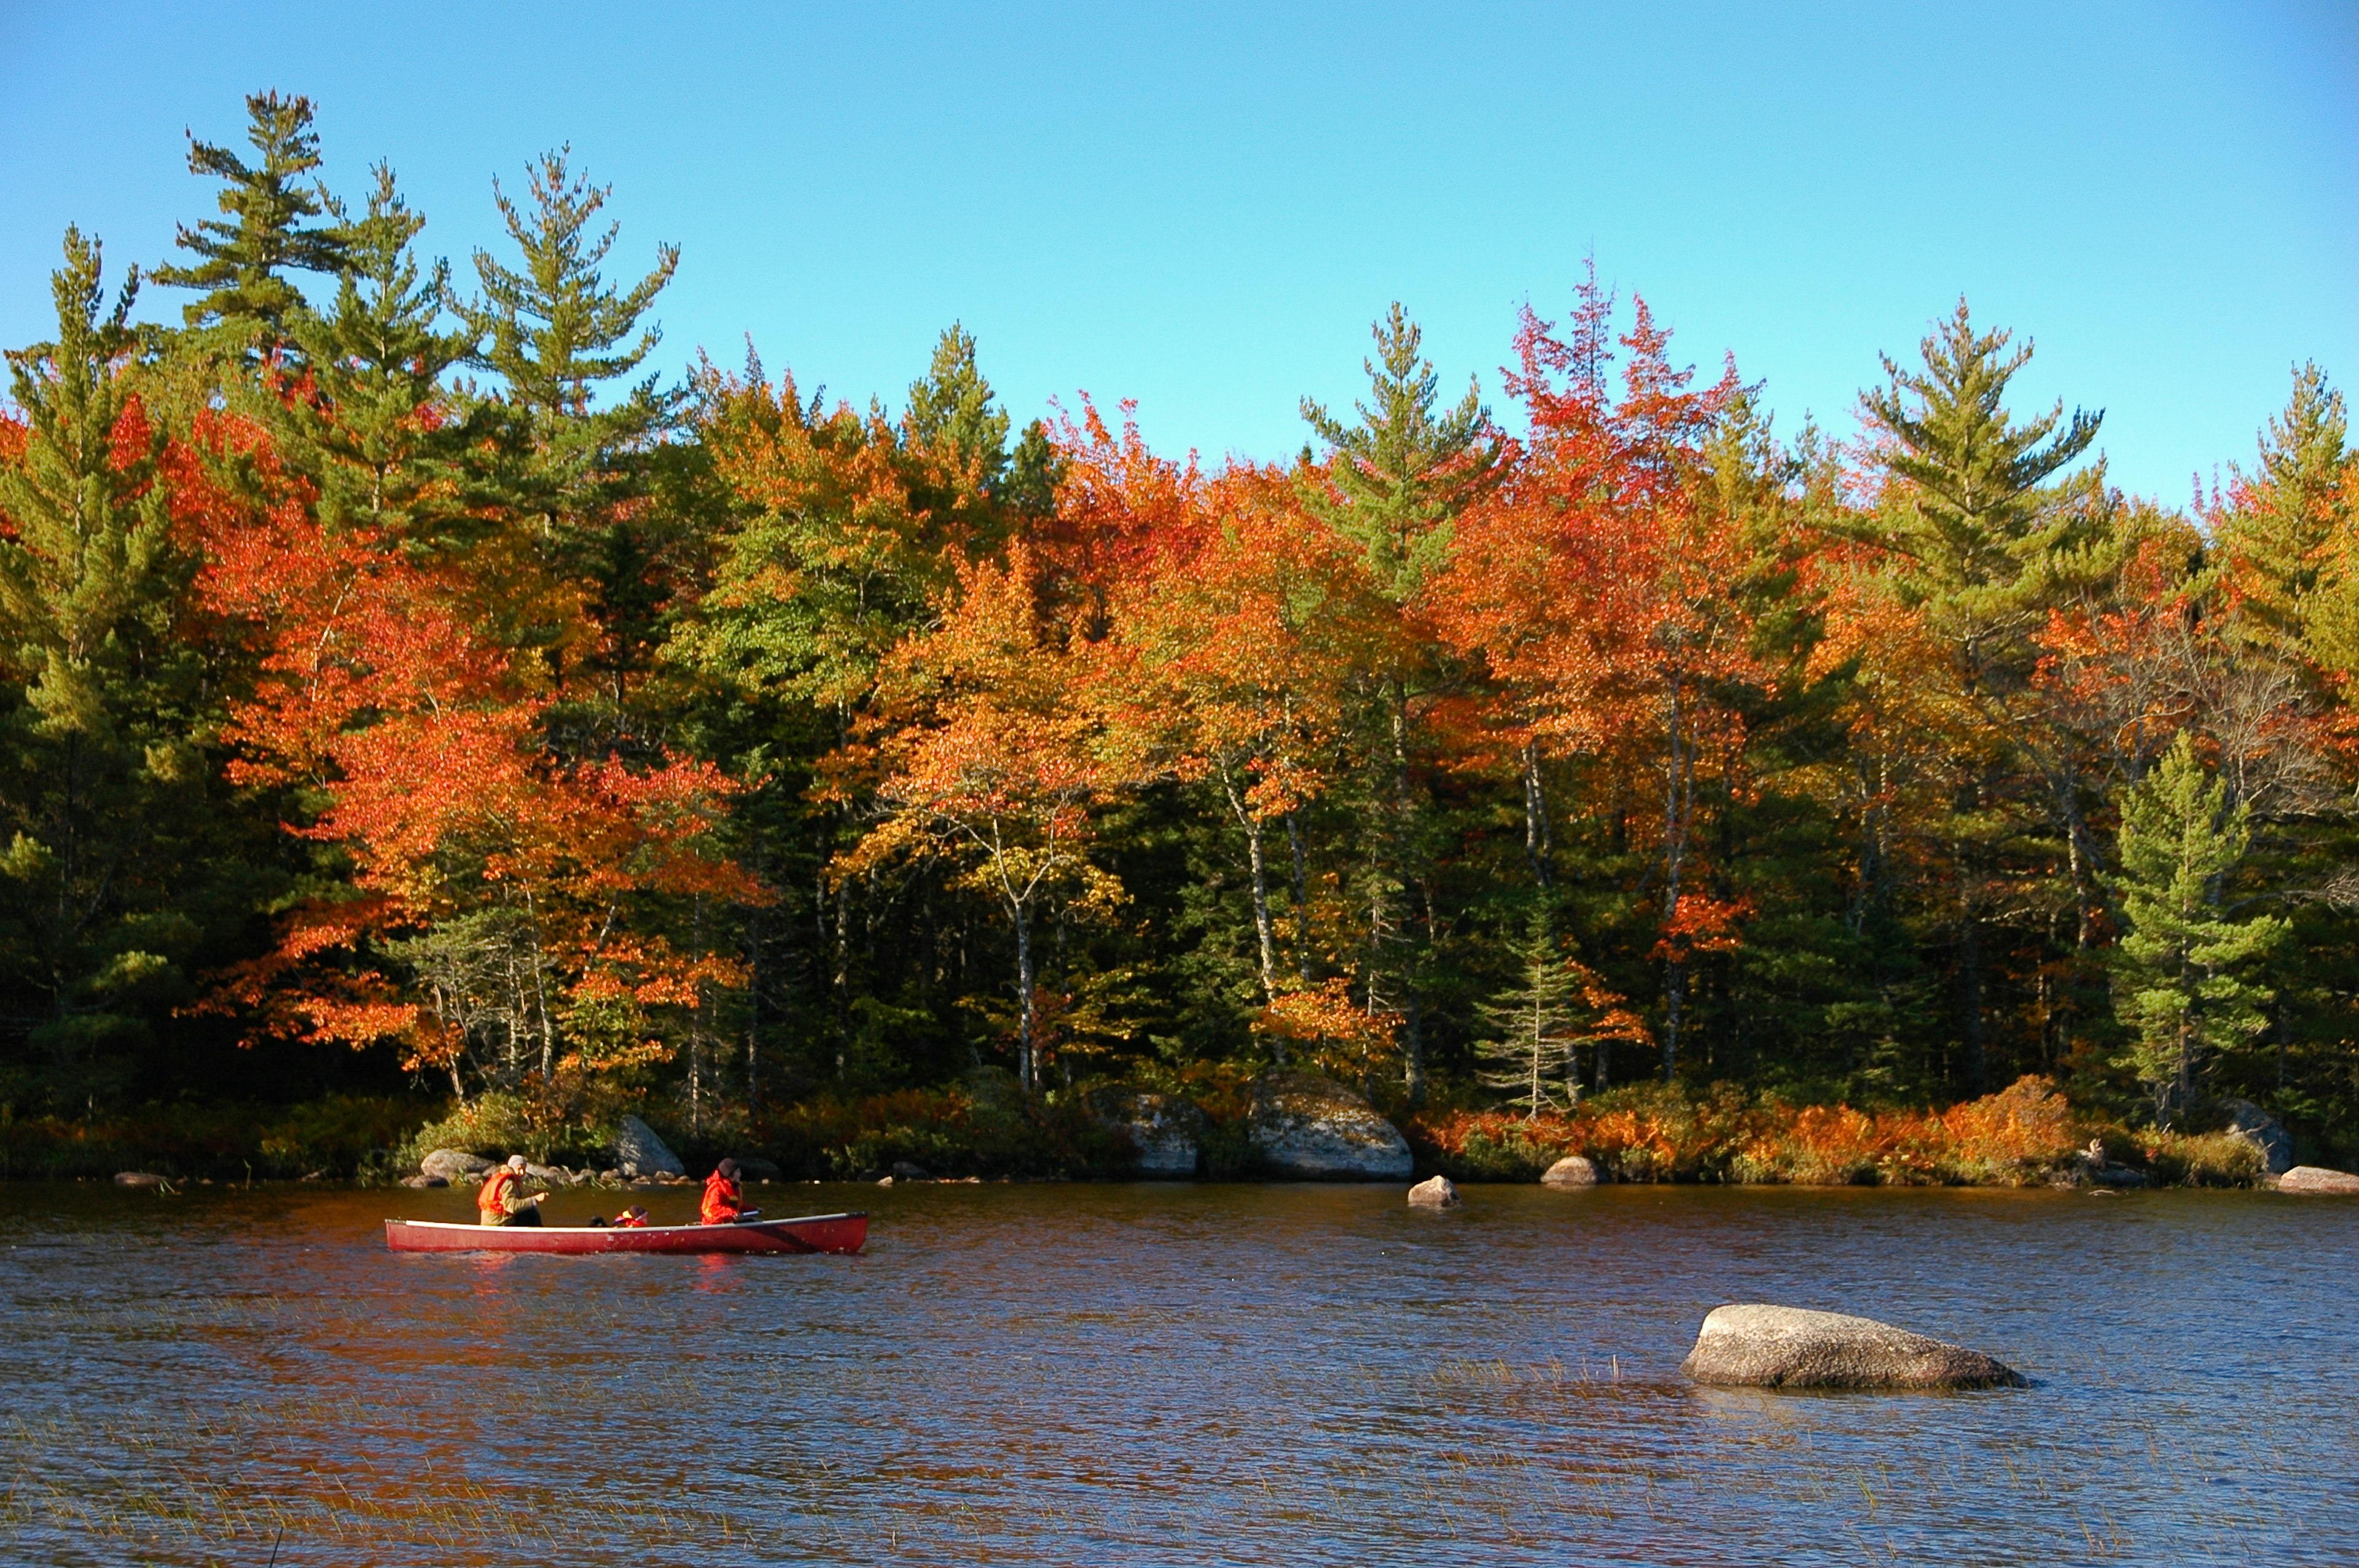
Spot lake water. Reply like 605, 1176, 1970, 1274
1, 1179, 2352, 1566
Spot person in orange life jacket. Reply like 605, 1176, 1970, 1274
477, 1155, 546, 1227
700, 1159, 756, 1225
612, 1204, 649, 1228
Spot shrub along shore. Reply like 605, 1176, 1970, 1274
0, 1075, 2278, 1189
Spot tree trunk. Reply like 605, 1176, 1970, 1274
1523, 739, 1554, 891
1014, 900, 1036, 1094
1286, 810, 1312, 984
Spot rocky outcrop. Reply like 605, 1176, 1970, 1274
1541, 1155, 1600, 1188
1246, 1072, 1414, 1180
1680, 1304, 2027, 1390
420, 1149, 491, 1183
609, 1114, 685, 1178
1095, 1091, 1202, 1177
2277, 1164, 2359, 1194
1407, 1175, 1461, 1208
2223, 1101, 2294, 1175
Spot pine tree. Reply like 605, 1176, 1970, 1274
902, 322, 1011, 494
1862, 298, 2105, 652
2110, 733, 2287, 1126
1862, 300, 2109, 1095
1299, 304, 1500, 1105
151, 90, 349, 361
1300, 302, 1498, 602
0, 231, 216, 1102
454, 146, 679, 482
275, 165, 480, 540
1473, 911, 1584, 1115
2219, 363, 2350, 660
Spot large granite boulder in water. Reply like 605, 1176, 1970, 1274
1680, 1304, 2027, 1390
609, 1114, 685, 1178
2277, 1165, 2359, 1194
1541, 1155, 1600, 1188
1407, 1175, 1461, 1208
1093, 1091, 1202, 1177
420, 1148, 491, 1183
1247, 1072, 1414, 1180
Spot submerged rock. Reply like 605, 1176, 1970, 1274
2277, 1165, 2359, 1195
1541, 1155, 1600, 1188
1680, 1304, 2026, 1390
1246, 1072, 1414, 1180
399, 1174, 445, 1189
1093, 1090, 1203, 1177
420, 1148, 491, 1183
112, 1171, 166, 1189
1407, 1175, 1461, 1208
2223, 1100, 2294, 1176
609, 1115, 686, 1178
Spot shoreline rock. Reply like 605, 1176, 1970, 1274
2277, 1165, 2359, 1195
1093, 1090, 1202, 1177
112, 1171, 166, 1189
1541, 1155, 1600, 1188
1680, 1304, 2026, 1390
1246, 1072, 1414, 1180
1407, 1175, 1461, 1208
419, 1148, 491, 1184
2222, 1100, 2294, 1176
609, 1115, 686, 1179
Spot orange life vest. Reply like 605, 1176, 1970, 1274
613, 1211, 647, 1228
477, 1166, 517, 1220
700, 1171, 742, 1225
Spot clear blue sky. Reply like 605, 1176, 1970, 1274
2, 1, 2352, 502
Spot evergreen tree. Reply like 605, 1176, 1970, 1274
0, 232, 218, 1102
1862, 300, 2110, 1095
1300, 302, 1498, 602
2110, 733, 2287, 1126
275, 165, 480, 540
902, 322, 1011, 494
1299, 304, 1500, 1104
1862, 298, 2105, 655
151, 90, 348, 361
1473, 911, 1584, 1115
2218, 363, 2352, 661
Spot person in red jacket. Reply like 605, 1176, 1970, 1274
476, 1155, 545, 1227
612, 1204, 649, 1228
700, 1159, 748, 1225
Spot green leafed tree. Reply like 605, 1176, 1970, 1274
2110, 733, 2288, 1127
151, 90, 349, 363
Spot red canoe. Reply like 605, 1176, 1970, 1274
385, 1212, 867, 1256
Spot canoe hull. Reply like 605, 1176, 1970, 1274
385, 1212, 867, 1256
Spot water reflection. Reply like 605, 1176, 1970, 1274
1, 1181, 2352, 1565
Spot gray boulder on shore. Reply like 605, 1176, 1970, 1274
1541, 1155, 1600, 1188
609, 1114, 685, 1178
2277, 1164, 2359, 1195
1246, 1072, 1414, 1180
419, 1149, 491, 1183
1680, 1304, 2027, 1390
2223, 1099, 2294, 1176
1094, 1090, 1202, 1177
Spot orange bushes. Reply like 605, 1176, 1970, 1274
1410, 1076, 2090, 1185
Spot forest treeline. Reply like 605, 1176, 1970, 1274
5, 93, 2355, 1161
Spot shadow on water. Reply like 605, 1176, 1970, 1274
1, 1180, 2352, 1566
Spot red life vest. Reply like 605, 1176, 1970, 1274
614, 1211, 647, 1228
700, 1171, 742, 1225
477, 1166, 517, 1220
